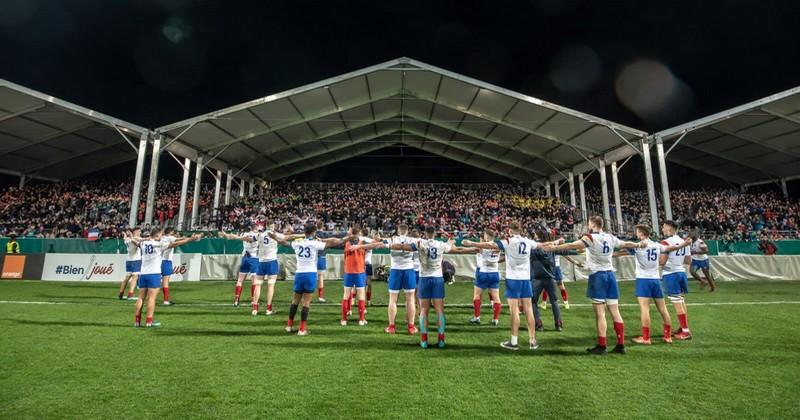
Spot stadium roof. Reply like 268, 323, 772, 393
0, 79, 150, 181
654, 86, 800, 185
155, 57, 648, 183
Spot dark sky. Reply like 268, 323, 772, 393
1, 0, 799, 189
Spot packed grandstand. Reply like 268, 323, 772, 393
1, 180, 797, 240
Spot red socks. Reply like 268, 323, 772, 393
287, 319, 294, 327
358, 300, 366, 321
267, 303, 272, 311
542, 290, 549, 302
250, 284, 255, 298
145, 316, 153, 324
598, 336, 608, 347
162, 288, 170, 302
341, 300, 349, 320
318, 288, 324, 298
613, 322, 625, 345
299, 320, 307, 331
127, 291, 134, 298
135, 314, 141, 324
234, 285, 242, 300
473, 299, 481, 317
366, 289, 372, 301
642, 326, 651, 341
492, 302, 502, 320
561, 289, 568, 301
438, 333, 445, 343
252, 303, 258, 312
678, 313, 689, 331
663, 323, 672, 338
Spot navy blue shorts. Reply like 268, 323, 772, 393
125, 260, 141, 274
388, 269, 417, 292
138, 273, 161, 289
160, 260, 173, 277
343, 273, 367, 288
554, 267, 563, 282
365, 263, 373, 276
293, 272, 317, 294
663, 272, 689, 296
257, 260, 279, 276
691, 259, 710, 270
505, 279, 533, 299
474, 271, 500, 290
587, 271, 620, 303
239, 257, 259, 274
419, 276, 445, 299
635, 278, 664, 299
317, 256, 327, 271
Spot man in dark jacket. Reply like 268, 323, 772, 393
530, 229, 562, 331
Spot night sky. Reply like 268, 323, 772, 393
2, 0, 799, 189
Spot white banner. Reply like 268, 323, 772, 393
42, 253, 202, 281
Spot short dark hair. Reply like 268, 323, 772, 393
508, 221, 521, 232
425, 225, 436, 236
534, 229, 551, 242
304, 223, 317, 236
150, 228, 161, 237
484, 228, 496, 239
635, 224, 651, 236
664, 220, 678, 229
164, 227, 174, 235
351, 224, 362, 235
589, 216, 604, 229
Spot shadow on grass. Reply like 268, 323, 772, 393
155, 328, 288, 337
5, 319, 121, 328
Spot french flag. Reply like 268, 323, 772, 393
87, 228, 101, 242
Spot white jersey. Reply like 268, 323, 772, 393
389, 236, 416, 270
581, 232, 619, 273
417, 239, 453, 278
690, 239, 708, 261
161, 235, 177, 261
292, 238, 326, 273
257, 231, 284, 262
661, 235, 689, 274
360, 236, 374, 264
632, 240, 666, 279
412, 249, 421, 272
497, 235, 538, 280
124, 237, 141, 262
476, 249, 500, 273
140, 240, 164, 275
242, 231, 259, 257
554, 255, 561, 268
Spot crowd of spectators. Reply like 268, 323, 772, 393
0, 180, 797, 241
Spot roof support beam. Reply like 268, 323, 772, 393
401, 138, 531, 182
270, 141, 391, 180
711, 126, 800, 160
0, 121, 95, 155
0, 103, 47, 123
659, 134, 784, 179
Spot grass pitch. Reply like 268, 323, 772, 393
1, 279, 799, 419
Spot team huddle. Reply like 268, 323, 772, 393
117, 215, 715, 353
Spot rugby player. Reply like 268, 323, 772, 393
118, 227, 141, 300
660, 221, 693, 340
341, 226, 386, 326
467, 229, 503, 326
689, 231, 716, 292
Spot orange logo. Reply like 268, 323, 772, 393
1, 255, 26, 279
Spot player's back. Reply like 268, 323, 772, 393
417, 239, 452, 277
124, 237, 141, 261
242, 231, 259, 257
389, 235, 415, 270
140, 240, 162, 274
690, 239, 708, 261
661, 235, 689, 273
500, 235, 537, 280
583, 232, 618, 273
257, 231, 281, 261
292, 238, 325, 273
478, 248, 500, 273
632, 239, 662, 279
161, 235, 177, 260
344, 240, 366, 274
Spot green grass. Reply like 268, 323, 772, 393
1, 279, 799, 419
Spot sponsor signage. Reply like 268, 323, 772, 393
42, 253, 201, 281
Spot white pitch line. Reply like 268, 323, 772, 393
1, 300, 800, 307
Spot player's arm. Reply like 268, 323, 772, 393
618, 240, 646, 249
348, 241, 386, 251
460, 239, 500, 251
389, 241, 417, 252
541, 236, 586, 252
218, 231, 253, 242
167, 233, 202, 248
562, 255, 582, 267
446, 246, 479, 254
663, 238, 693, 253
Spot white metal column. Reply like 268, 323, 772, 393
568, 170, 576, 207
598, 158, 611, 231
239, 179, 245, 198
129, 133, 149, 227
248, 180, 255, 196
554, 180, 560, 199
177, 158, 191, 230
224, 169, 233, 205
655, 136, 673, 221
18, 174, 26, 189
641, 138, 659, 234
611, 161, 623, 233
545, 179, 551, 197
144, 135, 162, 225
578, 172, 587, 225
781, 178, 788, 197
213, 170, 222, 216
190, 156, 203, 229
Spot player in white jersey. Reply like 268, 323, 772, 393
660, 220, 693, 340
688, 231, 716, 292
415, 225, 477, 349
465, 222, 549, 351
159, 228, 182, 305
118, 227, 141, 300
544, 216, 628, 355
467, 228, 503, 326
221, 225, 260, 307
273, 223, 350, 336
618, 225, 691, 345
361, 229, 381, 306
384, 224, 421, 335
129, 228, 200, 327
